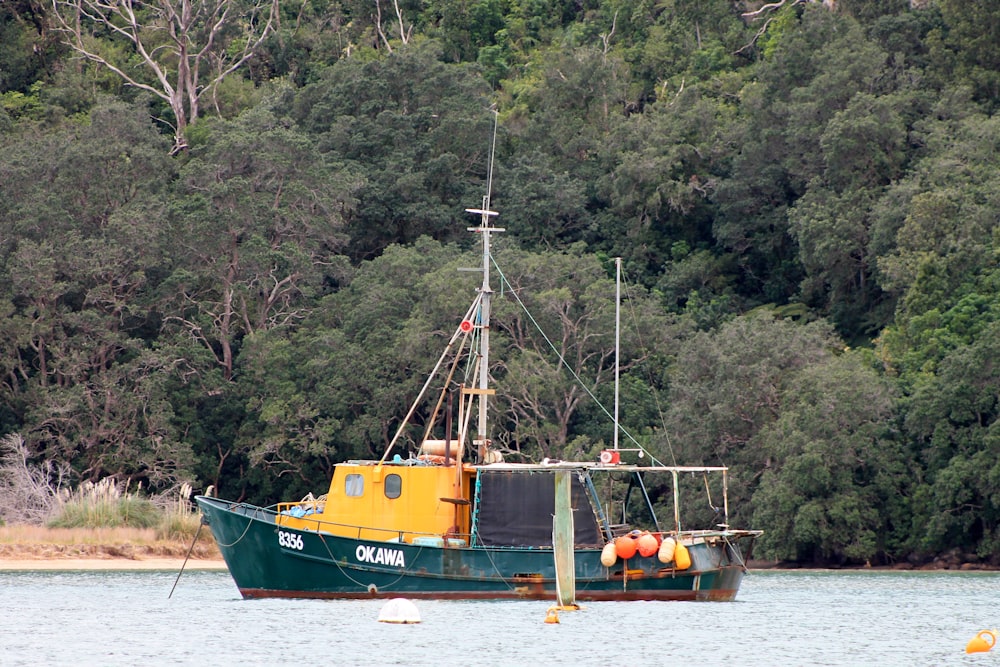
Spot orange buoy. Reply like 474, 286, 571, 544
967, 630, 997, 654
674, 540, 691, 570
657, 536, 676, 564
600, 542, 618, 567
637, 532, 659, 558
615, 535, 637, 559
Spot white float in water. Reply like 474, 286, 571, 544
378, 598, 421, 624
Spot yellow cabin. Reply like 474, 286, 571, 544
276, 461, 474, 544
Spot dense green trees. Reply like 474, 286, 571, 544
2, 1, 1000, 565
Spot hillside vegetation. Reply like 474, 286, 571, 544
1, 0, 999, 567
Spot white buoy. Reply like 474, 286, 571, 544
378, 598, 421, 624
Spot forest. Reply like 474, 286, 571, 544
0, 0, 998, 567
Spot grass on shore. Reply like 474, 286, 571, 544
0, 479, 220, 560
0, 523, 220, 560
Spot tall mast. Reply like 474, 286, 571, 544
464, 111, 503, 452
613, 257, 621, 451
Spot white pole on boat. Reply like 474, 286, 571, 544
465, 111, 502, 455
672, 469, 681, 532
478, 196, 493, 447
614, 257, 621, 452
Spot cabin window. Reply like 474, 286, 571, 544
345, 474, 364, 497
384, 474, 402, 499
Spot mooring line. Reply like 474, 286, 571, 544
168, 518, 204, 599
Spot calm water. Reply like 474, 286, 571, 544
1, 568, 998, 666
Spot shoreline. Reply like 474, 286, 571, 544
0, 557, 226, 570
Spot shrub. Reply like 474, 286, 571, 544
153, 482, 205, 542
48, 478, 161, 529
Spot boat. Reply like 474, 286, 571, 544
195, 131, 761, 602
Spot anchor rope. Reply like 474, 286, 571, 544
213, 510, 254, 548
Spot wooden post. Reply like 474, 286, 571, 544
553, 470, 576, 608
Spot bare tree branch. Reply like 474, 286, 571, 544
392, 0, 410, 44
736, 0, 836, 55
600, 10, 617, 63
50, 0, 279, 153
373, 0, 393, 53
0, 433, 69, 524
741, 0, 835, 20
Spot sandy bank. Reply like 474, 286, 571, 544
0, 558, 226, 571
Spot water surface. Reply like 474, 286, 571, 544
2, 568, 997, 666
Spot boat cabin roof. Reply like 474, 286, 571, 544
338, 459, 728, 476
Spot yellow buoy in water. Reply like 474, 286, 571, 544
544, 607, 560, 624
673, 541, 691, 570
966, 629, 997, 654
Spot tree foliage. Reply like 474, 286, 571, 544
2, 0, 1000, 566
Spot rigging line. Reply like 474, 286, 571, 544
381, 293, 484, 463
316, 531, 426, 590
421, 331, 472, 445
213, 513, 254, 548
619, 268, 679, 467
491, 257, 662, 464
702, 472, 720, 513
722, 534, 749, 572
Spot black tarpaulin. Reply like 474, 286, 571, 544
475, 470, 603, 547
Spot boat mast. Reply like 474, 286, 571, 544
464, 112, 502, 455
614, 257, 621, 452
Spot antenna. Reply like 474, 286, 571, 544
485, 107, 498, 214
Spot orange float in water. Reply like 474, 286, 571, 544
967, 630, 997, 654
615, 535, 637, 559
637, 532, 659, 557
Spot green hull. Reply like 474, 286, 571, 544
197, 495, 754, 601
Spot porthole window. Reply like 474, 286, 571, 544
345, 473, 364, 497
385, 473, 402, 499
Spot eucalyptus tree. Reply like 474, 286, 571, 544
593, 81, 732, 292
933, 0, 1000, 105
715, 7, 912, 338
875, 105, 1000, 344
750, 351, 903, 564
292, 41, 495, 262
902, 320, 1000, 559
788, 91, 912, 338
50, 0, 280, 152
162, 93, 354, 384
140, 93, 358, 498
505, 44, 631, 176
0, 99, 195, 486
662, 313, 842, 525
236, 238, 475, 489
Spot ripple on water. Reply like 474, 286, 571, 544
0, 569, 998, 666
